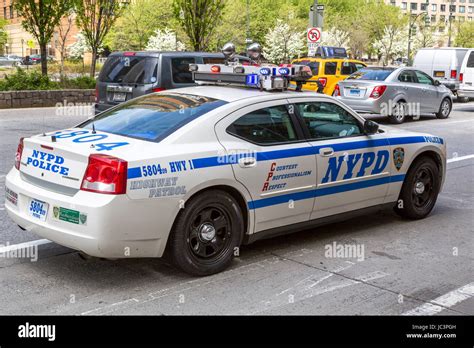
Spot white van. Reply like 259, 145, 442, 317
413, 47, 469, 98
458, 49, 474, 100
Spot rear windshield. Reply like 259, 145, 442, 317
99, 56, 157, 84
295, 60, 319, 75
80, 94, 227, 142
347, 68, 395, 81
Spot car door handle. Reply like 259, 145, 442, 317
319, 147, 334, 157
238, 157, 257, 168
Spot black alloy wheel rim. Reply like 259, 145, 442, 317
187, 206, 232, 260
412, 166, 435, 208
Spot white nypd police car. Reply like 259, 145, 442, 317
5, 63, 446, 276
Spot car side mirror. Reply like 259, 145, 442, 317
434, 80, 440, 86
363, 120, 379, 135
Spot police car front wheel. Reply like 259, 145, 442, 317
168, 190, 244, 276
394, 156, 441, 220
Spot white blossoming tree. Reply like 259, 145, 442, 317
263, 20, 304, 64
372, 25, 407, 66
67, 32, 104, 60
145, 28, 185, 51
321, 28, 350, 48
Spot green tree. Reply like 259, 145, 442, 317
14, 0, 74, 75
106, 0, 177, 51
455, 21, 474, 48
0, 19, 8, 54
173, 0, 226, 51
75, 0, 124, 77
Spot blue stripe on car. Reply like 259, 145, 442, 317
127, 136, 438, 178
247, 174, 406, 210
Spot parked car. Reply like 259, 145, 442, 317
413, 47, 471, 101
95, 51, 252, 114
334, 66, 453, 124
457, 49, 474, 100
0, 55, 21, 67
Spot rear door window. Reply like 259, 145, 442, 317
171, 57, 195, 84
341, 62, 360, 75
467, 52, 474, 68
296, 60, 320, 75
324, 62, 337, 75
99, 56, 158, 84
80, 94, 227, 142
398, 70, 417, 83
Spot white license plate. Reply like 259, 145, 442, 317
349, 88, 361, 96
28, 198, 49, 222
113, 92, 127, 102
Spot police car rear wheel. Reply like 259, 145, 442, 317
169, 190, 244, 276
436, 98, 451, 119
395, 157, 440, 219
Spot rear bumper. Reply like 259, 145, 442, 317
5, 168, 170, 258
336, 96, 384, 114
457, 87, 474, 99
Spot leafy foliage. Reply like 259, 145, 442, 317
263, 20, 304, 64
0, 69, 96, 90
146, 28, 186, 51
173, 0, 226, 51
75, 0, 124, 77
14, 0, 75, 75
0, 69, 59, 90
455, 22, 474, 48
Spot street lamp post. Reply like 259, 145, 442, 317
407, 2, 429, 66
447, 1, 455, 47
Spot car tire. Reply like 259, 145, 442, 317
436, 98, 451, 119
394, 156, 441, 220
168, 190, 244, 276
388, 101, 407, 124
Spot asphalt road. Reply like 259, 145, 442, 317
0, 103, 473, 315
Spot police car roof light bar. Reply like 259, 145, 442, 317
191, 63, 312, 92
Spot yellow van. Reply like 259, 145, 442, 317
291, 57, 367, 95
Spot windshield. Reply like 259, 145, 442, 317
80, 93, 227, 142
347, 68, 395, 81
99, 56, 158, 84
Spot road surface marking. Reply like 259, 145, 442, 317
447, 154, 474, 163
0, 239, 51, 254
402, 281, 474, 316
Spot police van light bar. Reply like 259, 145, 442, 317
191, 63, 312, 91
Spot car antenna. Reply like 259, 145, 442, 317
92, 122, 96, 134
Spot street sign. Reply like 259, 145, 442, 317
27, 40, 35, 49
307, 27, 321, 43
307, 42, 319, 56
316, 4, 324, 11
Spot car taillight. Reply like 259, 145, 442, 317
152, 87, 165, 93
460, 73, 463, 83
95, 86, 98, 102
333, 84, 341, 97
81, 154, 127, 195
369, 85, 387, 99
450, 69, 457, 79
318, 77, 327, 87
15, 137, 24, 170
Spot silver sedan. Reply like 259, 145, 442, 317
334, 67, 453, 124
